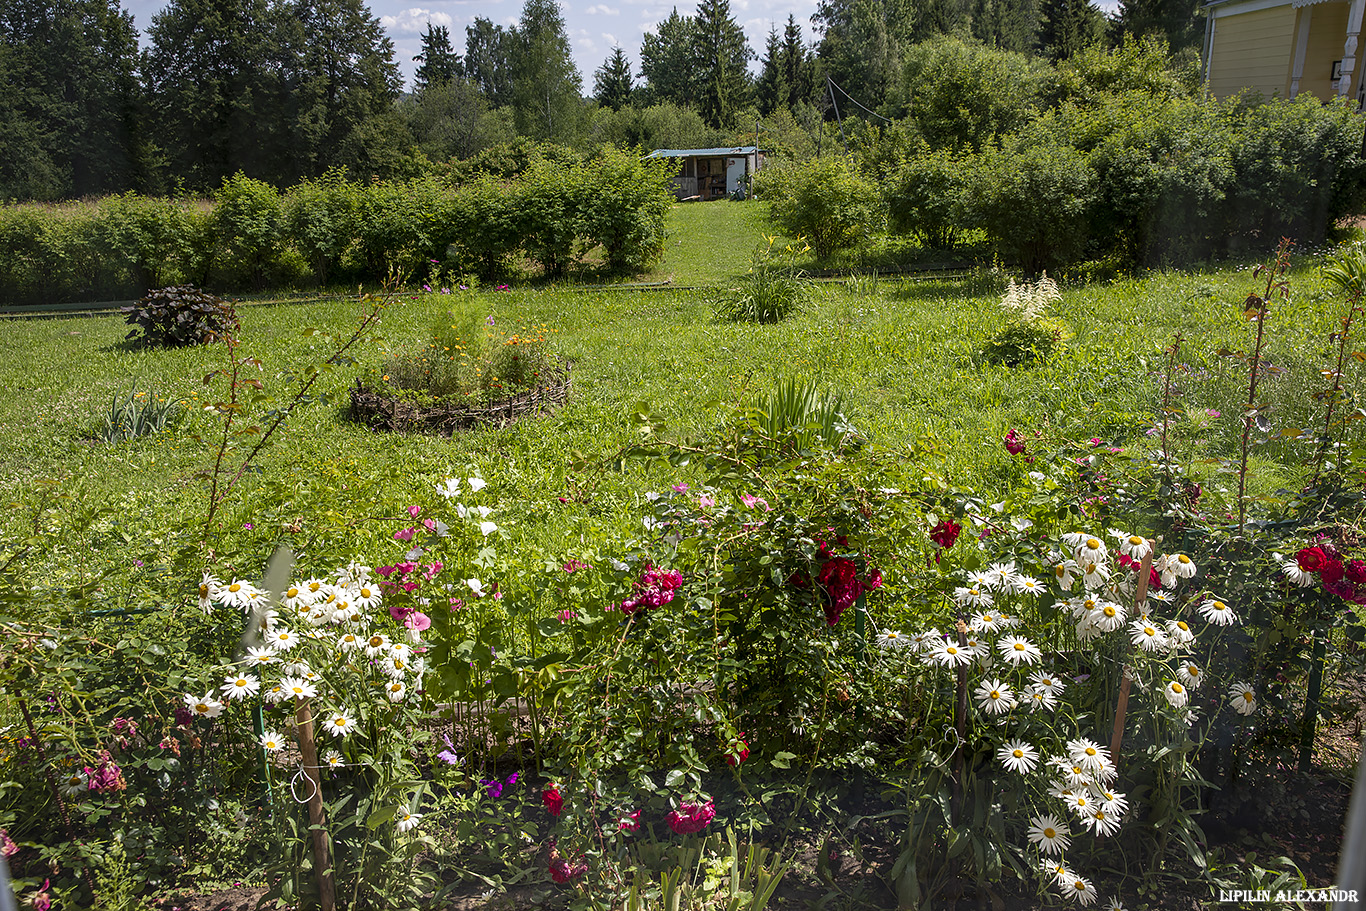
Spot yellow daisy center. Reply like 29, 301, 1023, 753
1044, 827, 1056, 838
1087, 538, 1100, 549
1014, 643, 1025, 651
334, 718, 347, 727
1012, 749, 1024, 758
228, 583, 241, 593
1172, 683, 1184, 693
1085, 747, 1097, 756
1128, 536, 1143, 546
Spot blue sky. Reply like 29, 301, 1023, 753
119, 0, 825, 92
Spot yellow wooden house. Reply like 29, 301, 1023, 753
1203, 0, 1366, 103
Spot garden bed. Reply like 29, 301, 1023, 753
347, 362, 571, 434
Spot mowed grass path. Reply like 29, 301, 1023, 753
0, 204, 1358, 592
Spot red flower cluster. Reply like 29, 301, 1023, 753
618, 810, 641, 832
816, 557, 882, 626
1296, 544, 1366, 603
542, 784, 564, 816
620, 564, 683, 614
1116, 553, 1162, 591
667, 801, 716, 835
726, 734, 750, 767
84, 751, 126, 794
1004, 428, 1027, 456
548, 845, 587, 883
929, 519, 961, 550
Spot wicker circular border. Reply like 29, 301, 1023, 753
348, 362, 571, 435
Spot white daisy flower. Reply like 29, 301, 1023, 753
335, 562, 373, 588
1114, 532, 1152, 562
1061, 873, 1098, 905
1129, 620, 1167, 652
1079, 560, 1111, 590
1176, 662, 1203, 689
1026, 687, 1058, 712
322, 711, 356, 737
337, 632, 362, 652
997, 635, 1043, 666
1041, 860, 1073, 887
1148, 589, 1174, 605
1067, 792, 1093, 817
363, 633, 391, 658
1164, 618, 1195, 646
1093, 788, 1128, 815
969, 611, 1006, 633
965, 569, 992, 588
60, 770, 89, 797
1026, 814, 1071, 855
953, 586, 993, 609
185, 691, 225, 719
1013, 575, 1046, 597
1280, 560, 1315, 587
1050, 559, 1079, 590
324, 749, 345, 768
1163, 680, 1189, 708
280, 584, 311, 613
259, 730, 287, 751
385, 680, 407, 702
388, 642, 413, 662
1071, 534, 1108, 566
263, 683, 288, 705
280, 677, 317, 700
925, 641, 973, 668
384, 655, 411, 678
198, 573, 219, 614
352, 584, 382, 609
1088, 600, 1127, 632
1104, 899, 1128, 911
974, 678, 1015, 715
1067, 739, 1110, 772
997, 740, 1039, 773
243, 646, 278, 668
1029, 672, 1067, 697
1229, 682, 1257, 715
218, 580, 260, 612
877, 629, 910, 649
984, 561, 1018, 592
264, 627, 299, 652
1085, 807, 1122, 838
1168, 553, 1196, 578
220, 674, 260, 700
1198, 598, 1238, 626
395, 810, 421, 833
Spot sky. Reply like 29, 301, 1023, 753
118, 0, 825, 93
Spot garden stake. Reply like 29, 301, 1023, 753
1109, 546, 1153, 765
293, 696, 337, 911
1298, 631, 1328, 772
951, 617, 969, 818
252, 700, 274, 816
17, 697, 99, 901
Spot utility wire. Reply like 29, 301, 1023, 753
827, 76, 896, 124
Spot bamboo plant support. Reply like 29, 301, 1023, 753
1109, 546, 1154, 764
294, 697, 337, 911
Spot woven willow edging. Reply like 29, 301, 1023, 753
348, 363, 571, 434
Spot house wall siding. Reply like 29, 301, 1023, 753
1301, 1, 1351, 99
1208, 5, 1297, 97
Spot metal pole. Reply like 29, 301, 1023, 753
1334, 731, 1366, 910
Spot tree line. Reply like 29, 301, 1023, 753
1, 0, 1205, 201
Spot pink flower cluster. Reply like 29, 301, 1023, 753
84, 751, 126, 793
377, 561, 443, 594
816, 556, 882, 627
548, 845, 588, 883
0, 828, 16, 858
667, 800, 716, 835
620, 565, 683, 615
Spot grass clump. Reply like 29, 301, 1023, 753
97, 383, 182, 443
716, 239, 811, 323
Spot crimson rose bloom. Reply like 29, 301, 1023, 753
1345, 560, 1366, 584
667, 801, 716, 835
726, 735, 750, 767
929, 519, 961, 550
1297, 546, 1328, 573
1321, 558, 1346, 585
542, 785, 563, 817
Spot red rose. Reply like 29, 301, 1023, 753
726, 736, 750, 767
1345, 560, 1366, 584
542, 785, 563, 816
1321, 558, 1346, 585
667, 801, 716, 835
929, 519, 961, 550
1297, 546, 1328, 573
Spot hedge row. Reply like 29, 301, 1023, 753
758, 94, 1366, 273
0, 147, 676, 306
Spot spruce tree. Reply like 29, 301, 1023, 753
414, 23, 461, 90
593, 46, 634, 110
692, 0, 754, 129
1039, 0, 1107, 59
640, 8, 699, 107
756, 26, 787, 115
465, 18, 514, 108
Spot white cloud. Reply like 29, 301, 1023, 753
379, 8, 454, 33
584, 4, 621, 13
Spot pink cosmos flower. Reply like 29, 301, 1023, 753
394, 527, 416, 543
407, 505, 422, 518
404, 611, 432, 632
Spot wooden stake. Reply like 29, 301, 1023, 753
294, 697, 337, 911
1109, 546, 1154, 764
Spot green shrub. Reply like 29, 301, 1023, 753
209, 173, 285, 289
121, 285, 239, 347
753, 156, 879, 260
971, 139, 1096, 274
888, 36, 1050, 151
1228, 95, 1366, 246
716, 238, 811, 322
282, 169, 360, 286
92, 193, 200, 293
516, 160, 579, 278
578, 146, 675, 274
885, 148, 973, 248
